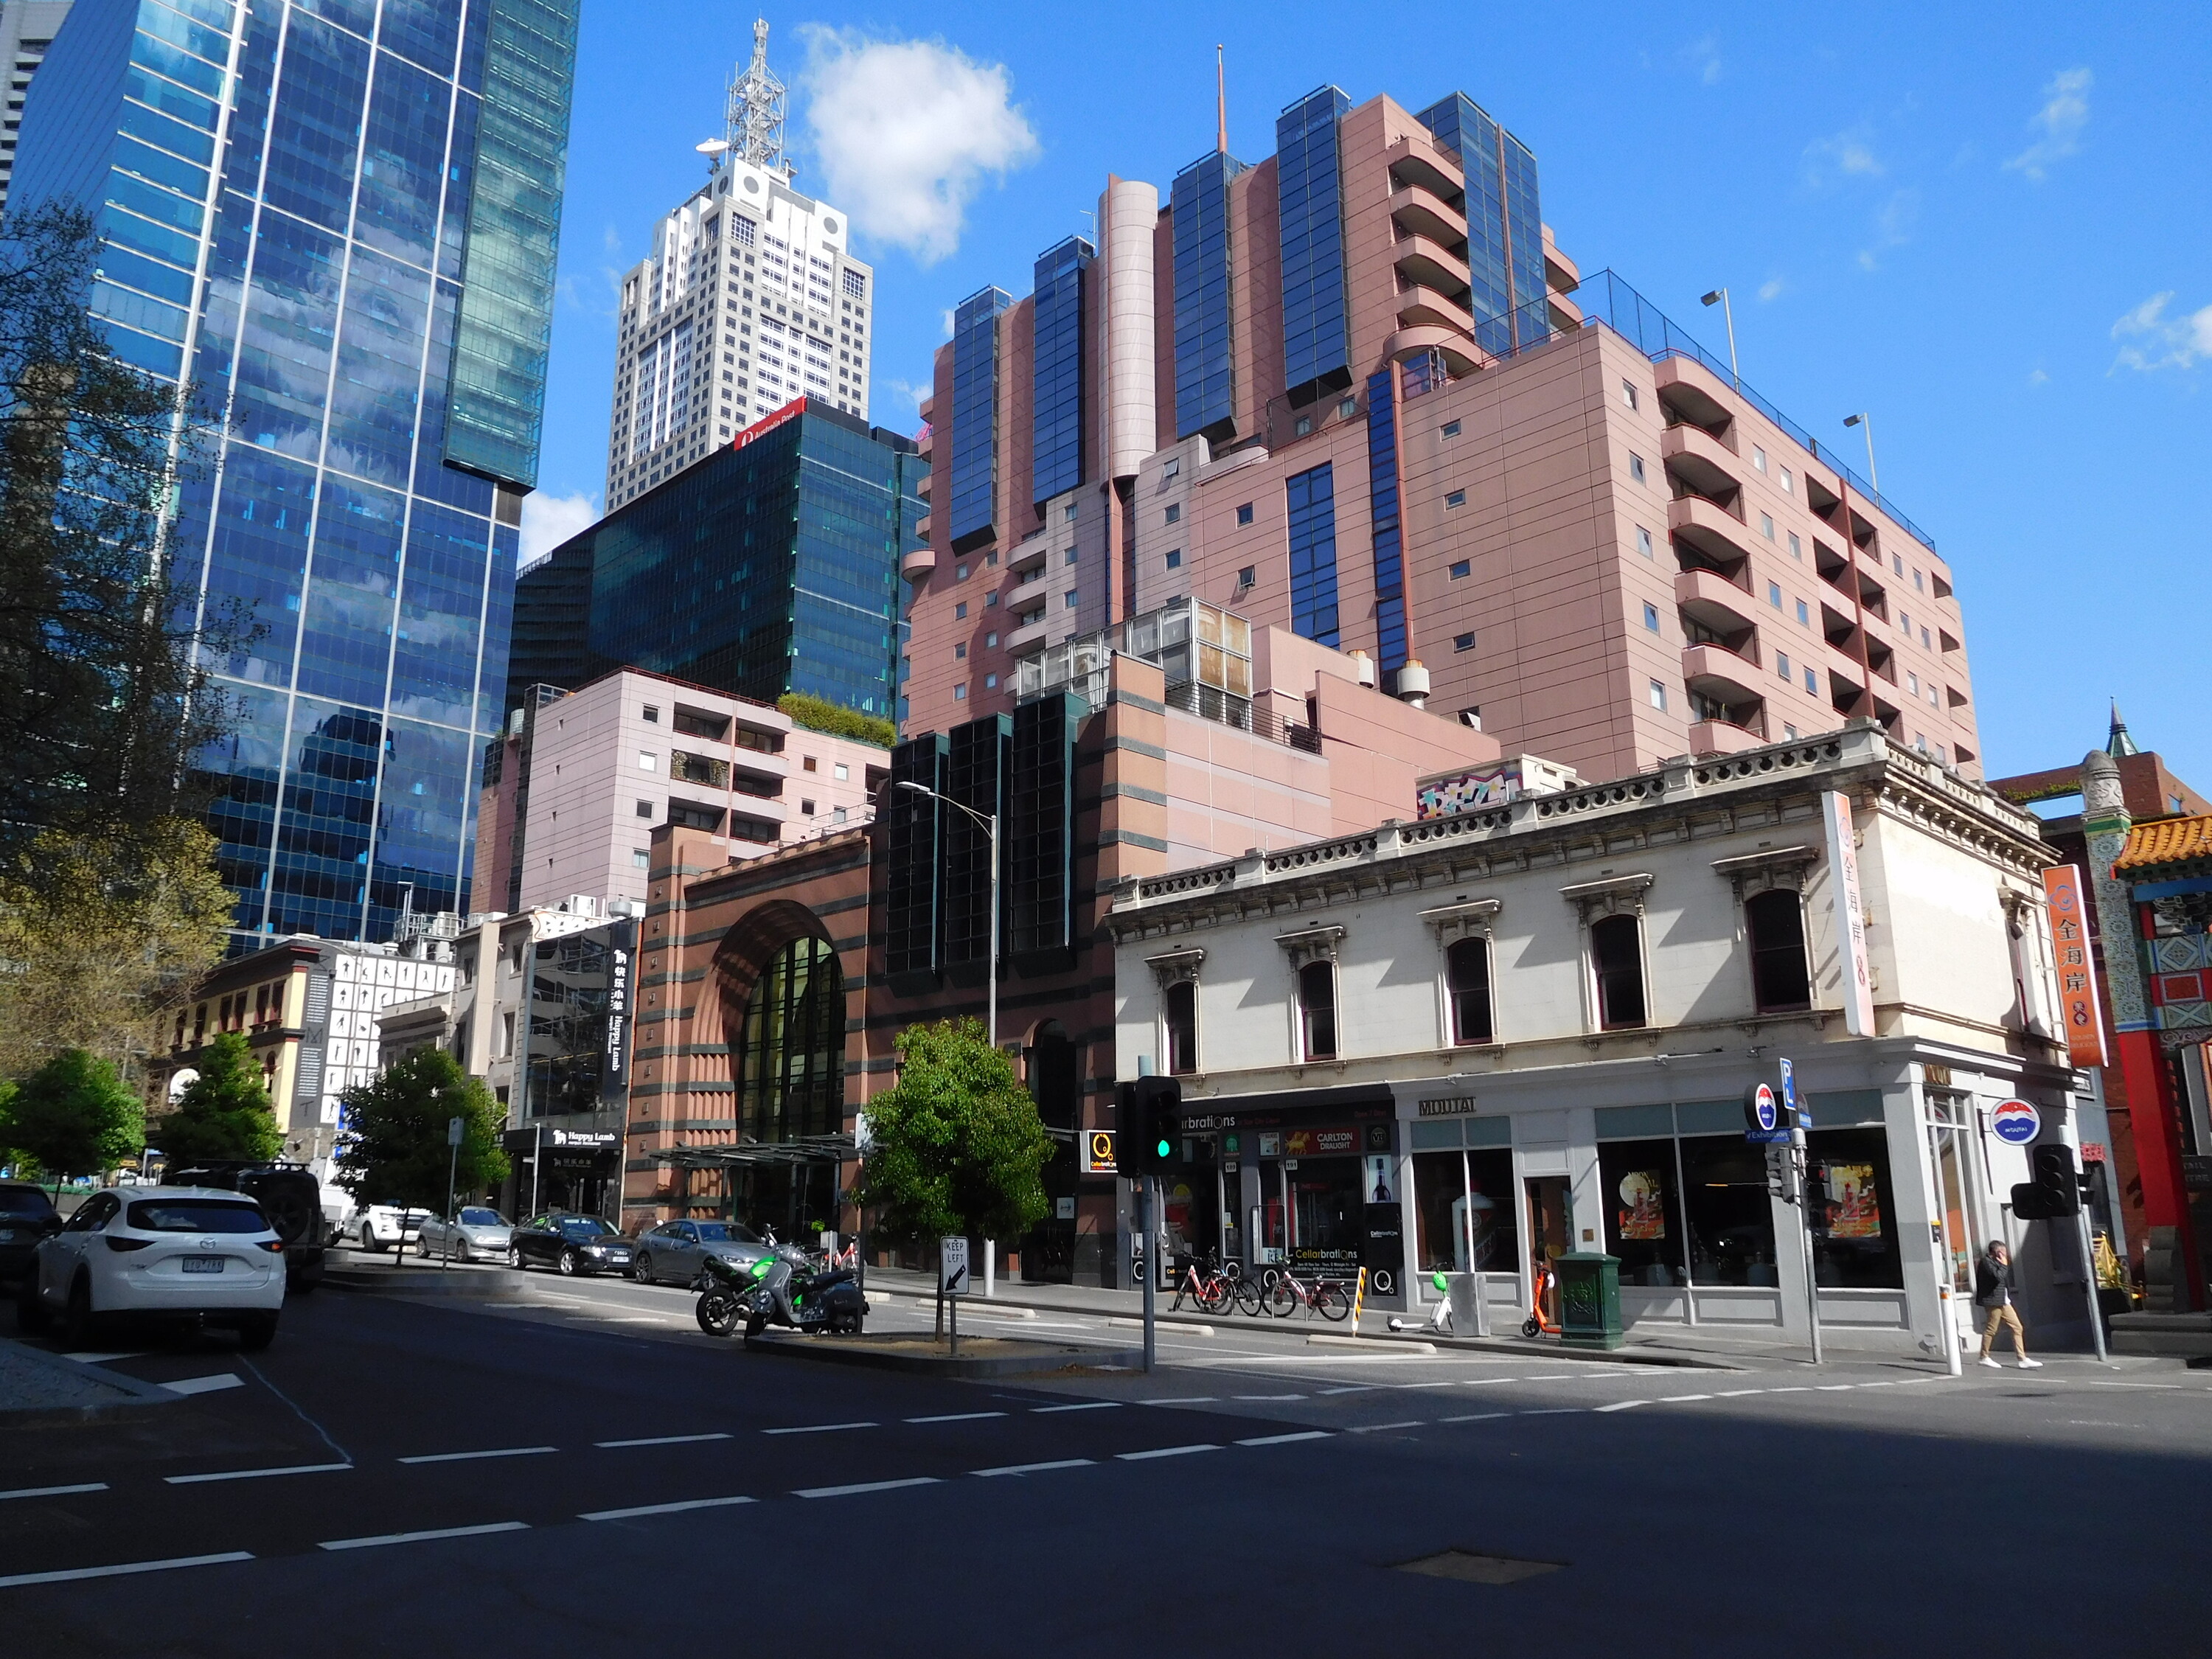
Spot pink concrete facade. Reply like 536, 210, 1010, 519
897, 87, 1980, 786
479, 669, 888, 916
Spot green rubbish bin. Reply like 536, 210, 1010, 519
1557, 1251, 1623, 1350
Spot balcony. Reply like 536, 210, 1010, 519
914, 513, 931, 542
1395, 283, 1477, 335
914, 470, 931, 499
1681, 641, 1764, 704
1388, 183, 1467, 248
1006, 535, 1049, 576
1393, 234, 1472, 296
1384, 324, 1481, 378
1007, 571, 1049, 612
1688, 718, 1765, 757
917, 396, 933, 425
1669, 495, 1756, 571
1660, 422, 1742, 504
1383, 134, 1464, 200
1547, 291, 1584, 330
1675, 568, 1758, 629
1007, 613, 1051, 654
900, 545, 936, 582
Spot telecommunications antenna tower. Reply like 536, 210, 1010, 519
726, 17, 789, 178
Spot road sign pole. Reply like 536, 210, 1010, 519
443, 1116, 462, 1273
1141, 1175, 1157, 1373
2077, 1203, 2109, 1365
1793, 1126, 1822, 1366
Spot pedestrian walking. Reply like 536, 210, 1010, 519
1974, 1240, 2042, 1370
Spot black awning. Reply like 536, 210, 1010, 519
652, 1133, 857, 1170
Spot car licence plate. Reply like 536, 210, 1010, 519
181, 1257, 226, 1274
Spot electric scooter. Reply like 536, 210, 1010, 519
1520, 1258, 1561, 1338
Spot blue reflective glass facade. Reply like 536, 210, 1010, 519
13, 1, 577, 945
1285, 462, 1339, 646
1363, 369, 1406, 674
1414, 91, 1545, 355
1029, 236, 1090, 505
1275, 86, 1351, 404
947, 285, 1009, 551
509, 404, 922, 720
1170, 150, 1242, 442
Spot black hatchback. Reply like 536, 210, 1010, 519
0, 1183, 61, 1283
507, 1213, 636, 1277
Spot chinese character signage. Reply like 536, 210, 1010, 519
2041, 864, 2108, 1068
601, 919, 636, 1107
1823, 792, 1875, 1036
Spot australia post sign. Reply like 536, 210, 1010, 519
2041, 864, 2107, 1068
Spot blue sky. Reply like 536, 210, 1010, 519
536, 1, 2212, 790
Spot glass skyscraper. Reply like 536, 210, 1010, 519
12, 0, 577, 946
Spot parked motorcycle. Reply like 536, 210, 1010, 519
695, 1251, 865, 1338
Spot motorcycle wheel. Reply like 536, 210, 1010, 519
744, 1313, 767, 1338
830, 1308, 862, 1336
696, 1290, 741, 1338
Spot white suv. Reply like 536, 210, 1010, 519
18, 1186, 286, 1351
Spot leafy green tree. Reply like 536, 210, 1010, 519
776, 691, 894, 751
0, 1048, 143, 1192
334, 1049, 509, 1210
852, 1018, 1054, 1245
152, 1031, 282, 1166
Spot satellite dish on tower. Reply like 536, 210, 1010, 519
696, 137, 730, 172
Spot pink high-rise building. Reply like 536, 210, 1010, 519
900, 84, 1980, 782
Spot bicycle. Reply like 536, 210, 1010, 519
1263, 1264, 1352, 1321
1170, 1251, 1234, 1315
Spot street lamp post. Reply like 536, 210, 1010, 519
1843, 412, 1879, 494
896, 780, 998, 1048
1700, 288, 1739, 386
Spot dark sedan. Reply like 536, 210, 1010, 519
507, 1213, 636, 1277
0, 1183, 62, 1282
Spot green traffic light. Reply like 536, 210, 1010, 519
1155, 1138, 1172, 1158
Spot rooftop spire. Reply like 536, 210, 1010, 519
1215, 44, 1228, 153
2107, 698, 2140, 758
726, 17, 789, 178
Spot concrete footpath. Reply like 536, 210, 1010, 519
0, 1338, 177, 1425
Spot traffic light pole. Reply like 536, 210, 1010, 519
1140, 1175, 1157, 1373
2076, 1203, 2109, 1364
1791, 1127, 1822, 1367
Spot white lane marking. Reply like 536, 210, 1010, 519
1317, 1386, 1374, 1396
1394, 1381, 1460, 1391
762, 1422, 874, 1436
397, 1446, 557, 1465
0, 1551, 253, 1589
0, 1482, 108, 1502
1595, 1400, 1650, 1413
1659, 1394, 1714, 1403
973, 1458, 1094, 1478
1857, 1380, 1899, 1388
166, 1463, 351, 1485
1517, 1408, 1583, 1416
1347, 1421, 1422, 1434
1032, 1401, 1121, 1413
1816, 1385, 1857, 1392
581, 1495, 757, 1521
795, 1477, 940, 1499
905, 1412, 1006, 1424
321, 1521, 528, 1551
1238, 1430, 1332, 1446
1440, 1412, 1512, 1424
1116, 1444, 1220, 1461
1713, 1389, 1765, 1398
161, 1374, 243, 1397
1232, 1394, 1307, 1401
2085, 1381, 2184, 1391
1458, 1374, 1577, 1388
1764, 1386, 1812, 1394
1141, 1396, 1217, 1405
55, 1353, 147, 1366
594, 1433, 734, 1449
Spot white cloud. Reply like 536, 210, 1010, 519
2006, 67, 2091, 181
940, 308, 956, 338
1757, 277, 1786, 302
880, 378, 931, 420
2027, 367, 2050, 386
1680, 35, 1722, 86
1857, 189, 1919, 271
2110, 291, 2212, 372
1803, 125, 1883, 187
798, 30, 1040, 265
519, 490, 599, 568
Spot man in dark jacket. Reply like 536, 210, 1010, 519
1974, 1241, 2041, 1369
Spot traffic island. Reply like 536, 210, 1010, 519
743, 1330, 1146, 1378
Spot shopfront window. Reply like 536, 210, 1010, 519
1447, 936, 1493, 1045
1599, 1137, 1686, 1287
1746, 889, 1812, 1012
1164, 981, 1198, 1075
1591, 914, 1646, 1029
1287, 1156, 1360, 1277
1806, 1126, 1903, 1288
1298, 961, 1338, 1060
1680, 1135, 1778, 1285
1411, 1147, 1517, 1276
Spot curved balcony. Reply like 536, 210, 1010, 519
1681, 641, 1764, 704
1006, 535, 1049, 576
1383, 134, 1464, 199
1388, 184, 1467, 248
1674, 568, 1758, 631
1007, 613, 1051, 655
1688, 718, 1765, 757
1384, 324, 1480, 378
900, 545, 936, 582
1396, 284, 1477, 335
1661, 422, 1742, 502
1669, 495, 1756, 568
1392, 234, 1472, 296
1548, 292, 1584, 330
1007, 571, 1049, 612
914, 513, 932, 542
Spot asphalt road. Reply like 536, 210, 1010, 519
3, 1262, 2206, 1658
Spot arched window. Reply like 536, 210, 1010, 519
1745, 889, 1812, 1012
1447, 936, 1493, 1046
1590, 914, 1646, 1030
1164, 981, 1199, 1075
1298, 961, 1339, 1061
736, 936, 844, 1142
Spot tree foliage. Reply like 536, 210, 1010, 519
333, 1048, 509, 1208
850, 1019, 1054, 1245
0, 818, 232, 1082
151, 1030, 282, 1166
777, 691, 894, 751
0, 1048, 143, 1184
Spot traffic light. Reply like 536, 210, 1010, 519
1113, 1077, 1182, 1178
2011, 1143, 2081, 1220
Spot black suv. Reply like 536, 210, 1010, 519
162, 1162, 327, 1291
0, 1183, 62, 1283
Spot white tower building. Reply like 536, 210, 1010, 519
604, 19, 874, 511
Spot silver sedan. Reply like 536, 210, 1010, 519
414, 1206, 514, 1264
632, 1219, 772, 1287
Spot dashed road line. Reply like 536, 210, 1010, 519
0, 1551, 253, 1590
320, 1521, 529, 1551
161, 1374, 243, 1397
0, 1482, 108, 1502
1347, 1421, 1422, 1433
397, 1446, 557, 1465
762, 1422, 875, 1436
1594, 1400, 1650, 1413
1141, 1396, 1218, 1405
973, 1458, 1094, 1478
1032, 1401, 1121, 1413
1440, 1412, 1513, 1423
581, 1495, 757, 1521
595, 1433, 734, 1448
1117, 1443, 1220, 1461
796, 1477, 940, 1499
166, 1462, 351, 1485
1238, 1430, 1333, 1446
905, 1412, 1006, 1424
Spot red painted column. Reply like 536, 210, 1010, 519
2114, 900, 2205, 1308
